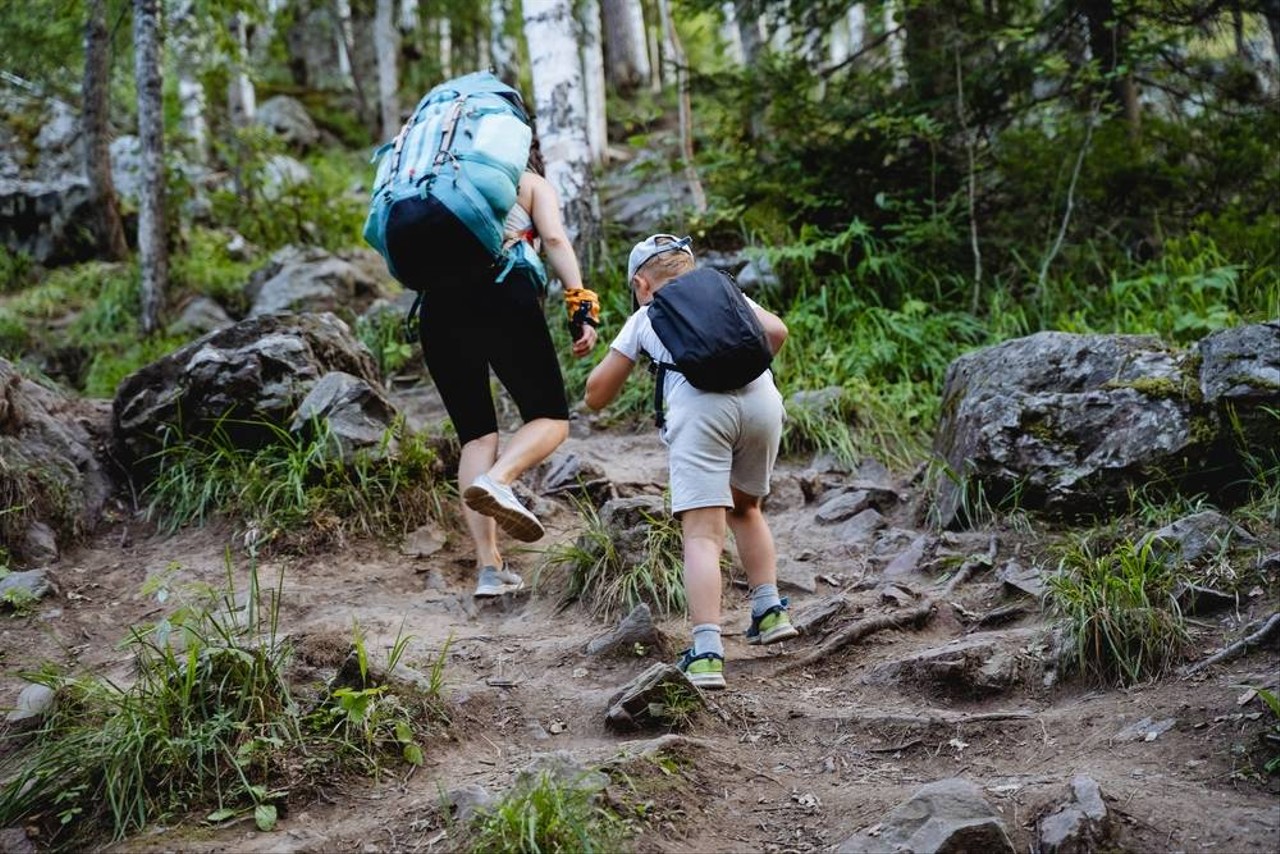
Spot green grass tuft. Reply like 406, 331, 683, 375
142, 415, 452, 553
1046, 536, 1192, 686
467, 770, 625, 854
541, 497, 686, 622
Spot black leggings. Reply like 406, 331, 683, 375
387, 196, 569, 444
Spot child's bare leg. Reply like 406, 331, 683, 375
727, 487, 777, 589
729, 487, 794, 641
681, 506, 727, 626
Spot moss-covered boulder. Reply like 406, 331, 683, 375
931, 324, 1278, 527
111, 311, 384, 470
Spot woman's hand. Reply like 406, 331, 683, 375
571, 323, 598, 358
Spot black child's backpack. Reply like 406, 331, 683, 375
644, 267, 774, 427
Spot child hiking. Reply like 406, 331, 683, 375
584, 234, 796, 689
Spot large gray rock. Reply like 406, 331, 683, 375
112, 312, 381, 467
930, 329, 1272, 527
0, 176, 96, 264
838, 778, 1015, 854
290, 371, 399, 458
254, 95, 321, 150
1, 359, 112, 564
247, 245, 381, 319
1196, 320, 1280, 452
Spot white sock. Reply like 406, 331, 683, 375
692, 623, 723, 657
750, 583, 782, 617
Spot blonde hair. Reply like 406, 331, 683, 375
639, 250, 696, 286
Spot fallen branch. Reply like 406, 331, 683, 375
774, 600, 936, 675
1181, 611, 1280, 678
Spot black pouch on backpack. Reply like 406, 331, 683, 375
648, 267, 773, 391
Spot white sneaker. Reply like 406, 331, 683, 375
463, 474, 545, 542
474, 564, 526, 598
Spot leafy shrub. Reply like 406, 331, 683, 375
170, 226, 258, 316
208, 128, 365, 253
0, 246, 36, 294
0, 308, 30, 360
356, 305, 417, 380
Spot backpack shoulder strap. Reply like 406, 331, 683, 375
641, 348, 679, 429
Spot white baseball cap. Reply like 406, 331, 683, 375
626, 234, 694, 282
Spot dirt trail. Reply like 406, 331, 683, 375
3, 407, 1279, 853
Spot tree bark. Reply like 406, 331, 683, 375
82, 0, 128, 262
227, 13, 256, 127
374, 0, 400, 138
581, 0, 608, 164
334, 0, 372, 133
601, 0, 650, 91
1080, 0, 1141, 140
134, 0, 167, 334
489, 0, 520, 83
523, 0, 603, 267
734, 0, 763, 67
170, 0, 208, 165
657, 0, 706, 213
719, 2, 744, 65
883, 0, 908, 88
1261, 0, 1280, 68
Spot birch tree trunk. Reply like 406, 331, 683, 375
733, 0, 763, 67
334, 0, 371, 131
435, 15, 453, 78
1263, 0, 1280, 69
829, 4, 866, 68
883, 0, 908, 88
601, 0, 649, 91
374, 0, 399, 137
719, 2, 744, 66
227, 13, 256, 127
489, 0, 520, 83
83, 0, 128, 262
170, 0, 208, 165
399, 0, 419, 33
134, 0, 167, 334
581, 0, 608, 163
523, 0, 602, 267
657, 0, 706, 213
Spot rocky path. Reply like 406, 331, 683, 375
4, 419, 1279, 853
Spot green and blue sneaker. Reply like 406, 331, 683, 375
745, 597, 799, 645
677, 648, 726, 690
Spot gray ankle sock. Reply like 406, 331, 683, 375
750, 583, 781, 617
692, 623, 723, 657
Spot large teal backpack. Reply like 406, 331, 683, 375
363, 71, 534, 287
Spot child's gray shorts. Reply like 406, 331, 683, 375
663, 376, 785, 514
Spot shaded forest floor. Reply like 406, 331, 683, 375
3, 383, 1279, 854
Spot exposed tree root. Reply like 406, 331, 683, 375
1181, 611, 1280, 678
774, 600, 936, 675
